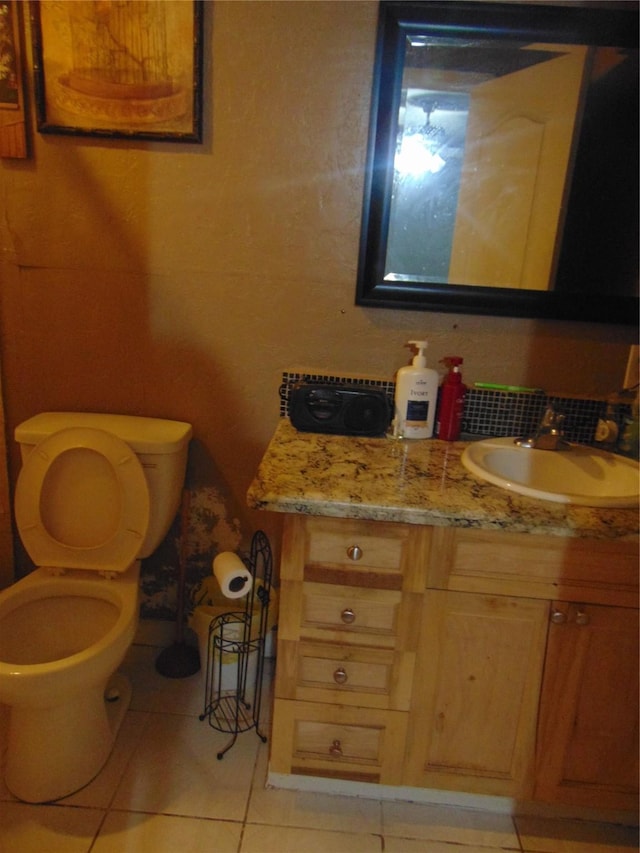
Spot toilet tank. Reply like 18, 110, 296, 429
16, 412, 192, 559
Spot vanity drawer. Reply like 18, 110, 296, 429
308, 519, 405, 571
276, 639, 415, 710
277, 581, 421, 672
301, 582, 402, 645
281, 515, 430, 593
428, 528, 639, 606
270, 698, 407, 784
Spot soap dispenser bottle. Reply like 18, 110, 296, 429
394, 340, 439, 438
437, 356, 466, 441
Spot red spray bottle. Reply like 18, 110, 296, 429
437, 357, 466, 440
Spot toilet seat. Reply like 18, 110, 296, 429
15, 427, 150, 574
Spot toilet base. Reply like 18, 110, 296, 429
4, 671, 132, 803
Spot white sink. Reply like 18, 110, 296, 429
461, 437, 639, 507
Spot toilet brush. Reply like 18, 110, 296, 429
155, 488, 200, 678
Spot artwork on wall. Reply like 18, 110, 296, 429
0, 0, 28, 158
30, 0, 204, 143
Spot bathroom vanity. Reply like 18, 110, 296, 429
247, 420, 639, 813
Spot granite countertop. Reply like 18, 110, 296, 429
247, 419, 639, 540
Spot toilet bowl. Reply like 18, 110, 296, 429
0, 412, 191, 803
0, 563, 139, 802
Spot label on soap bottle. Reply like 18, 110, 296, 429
406, 400, 428, 425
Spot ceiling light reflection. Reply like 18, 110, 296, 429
395, 135, 446, 176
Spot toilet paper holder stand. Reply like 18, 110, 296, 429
199, 530, 273, 759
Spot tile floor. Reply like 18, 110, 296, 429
1, 639, 638, 852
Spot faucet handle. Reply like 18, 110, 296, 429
515, 403, 570, 450
540, 405, 564, 431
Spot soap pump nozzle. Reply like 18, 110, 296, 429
441, 356, 464, 378
407, 340, 428, 367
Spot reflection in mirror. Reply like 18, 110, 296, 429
356, 2, 638, 323
388, 39, 586, 291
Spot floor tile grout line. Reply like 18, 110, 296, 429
245, 741, 267, 817
243, 821, 390, 849
96, 805, 248, 825
511, 814, 525, 852
102, 708, 154, 812
86, 808, 109, 853
512, 817, 525, 853
64, 707, 155, 852
239, 734, 268, 853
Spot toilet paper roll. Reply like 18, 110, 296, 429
212, 552, 253, 599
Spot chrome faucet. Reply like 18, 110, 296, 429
515, 404, 571, 451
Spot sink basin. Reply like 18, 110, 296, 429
461, 437, 639, 507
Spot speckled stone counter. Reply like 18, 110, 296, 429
247, 419, 639, 540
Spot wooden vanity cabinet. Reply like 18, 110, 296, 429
270, 516, 639, 811
271, 515, 429, 784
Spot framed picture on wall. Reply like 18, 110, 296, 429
0, 0, 28, 158
30, 0, 204, 143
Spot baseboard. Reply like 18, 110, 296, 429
266, 770, 638, 826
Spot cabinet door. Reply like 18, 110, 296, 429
405, 590, 549, 797
535, 603, 639, 811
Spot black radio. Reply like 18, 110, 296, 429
289, 383, 391, 437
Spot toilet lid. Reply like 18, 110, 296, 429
15, 427, 150, 573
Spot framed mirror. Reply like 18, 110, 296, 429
356, 1, 638, 323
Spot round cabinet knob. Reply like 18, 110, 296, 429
329, 739, 343, 757
333, 667, 348, 685
341, 608, 356, 625
575, 609, 590, 626
346, 544, 363, 561
551, 610, 567, 624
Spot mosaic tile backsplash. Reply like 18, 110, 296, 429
280, 370, 625, 446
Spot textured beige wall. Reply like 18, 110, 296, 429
0, 1, 636, 562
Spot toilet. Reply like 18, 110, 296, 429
0, 412, 192, 803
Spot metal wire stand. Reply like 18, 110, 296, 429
199, 531, 272, 759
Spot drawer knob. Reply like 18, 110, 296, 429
329, 739, 343, 757
333, 667, 348, 685
575, 609, 590, 626
347, 544, 363, 561
550, 610, 567, 624
341, 608, 356, 624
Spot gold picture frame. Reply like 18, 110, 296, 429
0, 0, 28, 157
30, 0, 203, 143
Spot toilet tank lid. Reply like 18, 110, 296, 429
15, 412, 193, 454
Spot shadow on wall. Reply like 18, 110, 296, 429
140, 439, 251, 621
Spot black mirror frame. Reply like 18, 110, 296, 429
355, 1, 639, 324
